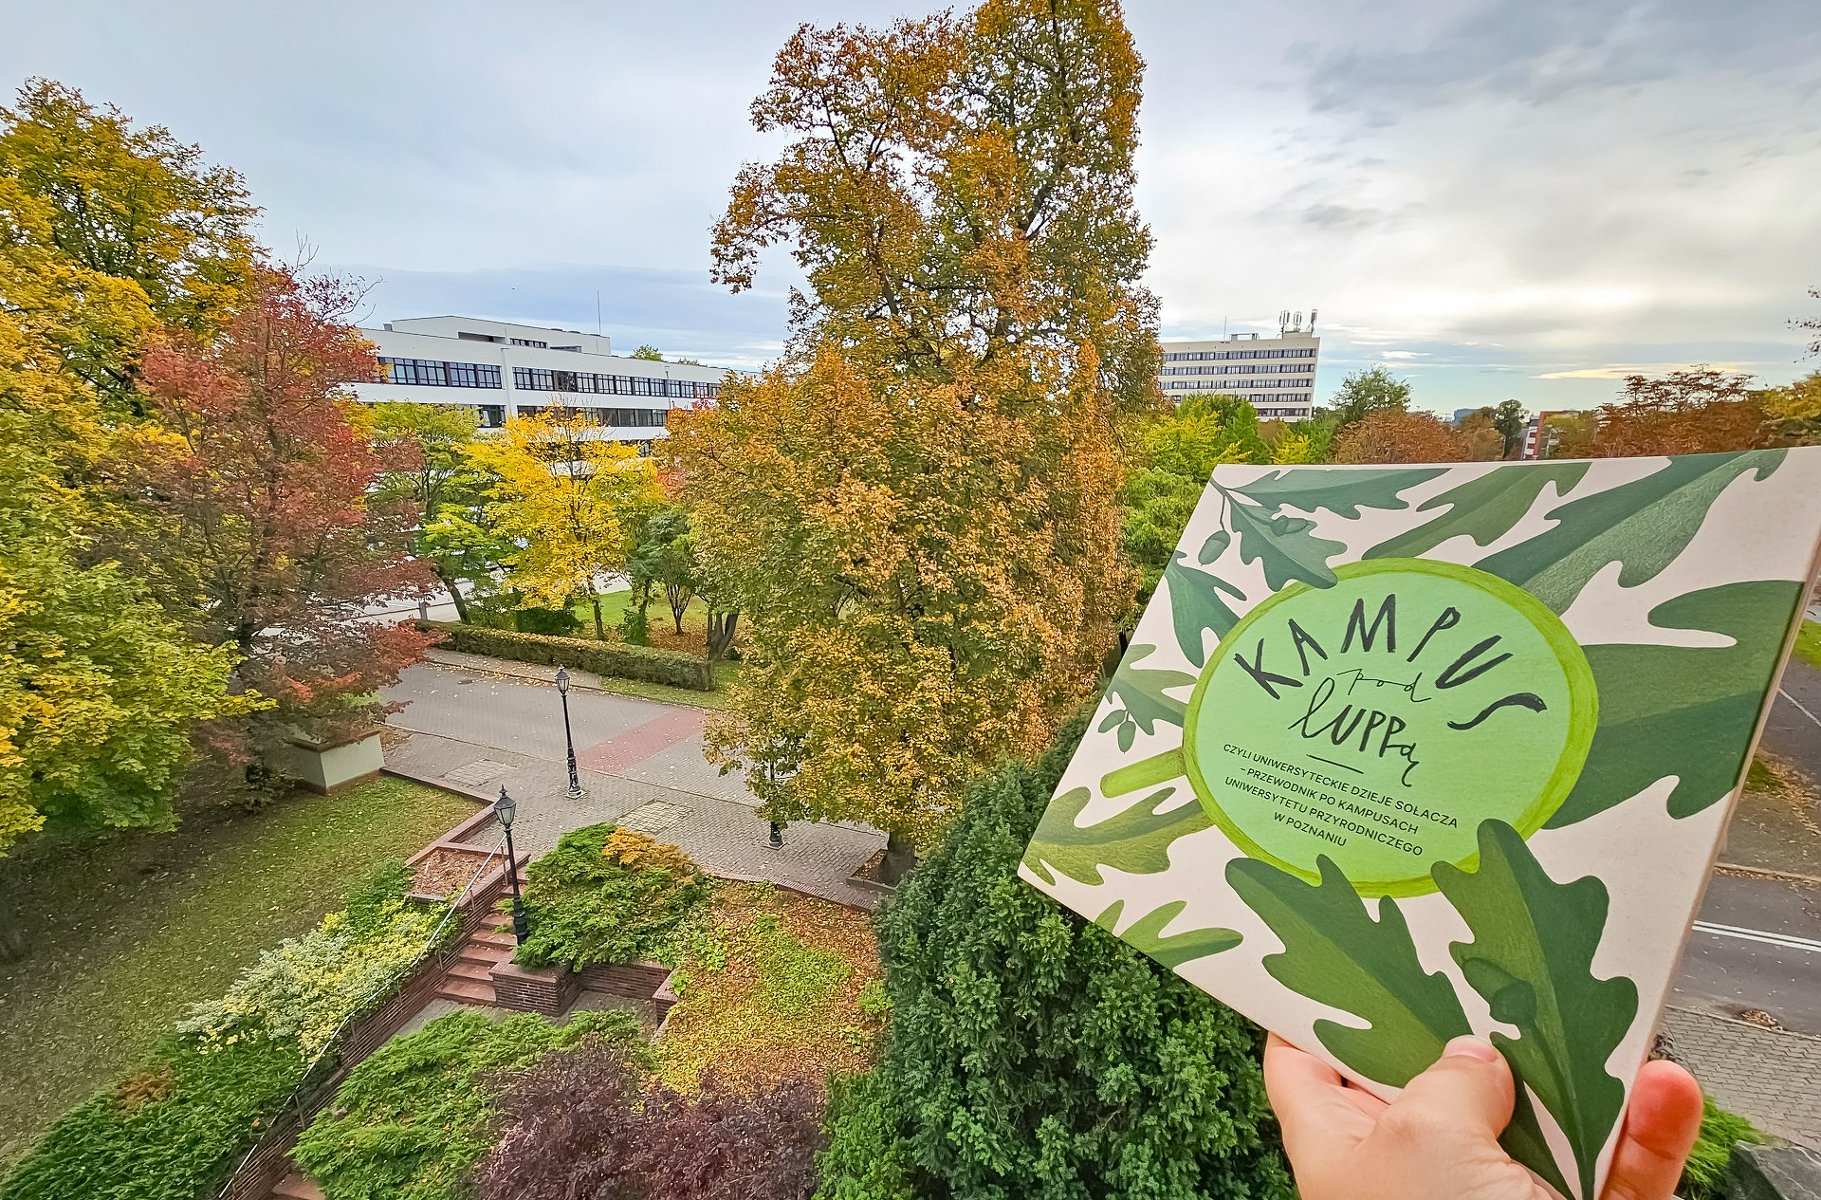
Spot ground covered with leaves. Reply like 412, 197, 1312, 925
0, 778, 475, 1168
656, 882, 885, 1092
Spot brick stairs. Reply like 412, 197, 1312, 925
436, 910, 516, 1006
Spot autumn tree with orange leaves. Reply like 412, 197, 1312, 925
128, 268, 433, 777
1332, 409, 1474, 464
670, 0, 1155, 851
1577, 368, 1769, 457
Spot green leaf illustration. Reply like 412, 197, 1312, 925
1475, 450, 1785, 613
1094, 899, 1242, 968
1223, 497, 1347, 591
1551, 578, 1803, 826
1197, 529, 1231, 563
1164, 551, 1246, 667
1435, 822, 1638, 1200
1023, 785, 1209, 887
1232, 466, 1447, 518
1104, 643, 1194, 733
1227, 856, 1470, 1087
1364, 463, 1591, 560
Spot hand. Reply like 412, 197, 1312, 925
1263, 1033, 1704, 1200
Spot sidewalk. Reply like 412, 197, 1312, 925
383, 661, 886, 909
1661, 1006, 1821, 1148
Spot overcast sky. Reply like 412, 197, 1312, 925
8, 0, 1818, 411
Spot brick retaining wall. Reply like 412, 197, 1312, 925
577, 960, 678, 1023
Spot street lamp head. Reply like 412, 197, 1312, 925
495, 787, 517, 831
555, 666, 570, 695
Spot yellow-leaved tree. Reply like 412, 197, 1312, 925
468, 407, 660, 640
669, 0, 1157, 856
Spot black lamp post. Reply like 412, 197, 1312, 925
555, 666, 584, 799
496, 787, 531, 944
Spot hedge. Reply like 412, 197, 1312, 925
419, 621, 715, 691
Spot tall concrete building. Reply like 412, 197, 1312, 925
348, 316, 736, 452
1158, 311, 1321, 420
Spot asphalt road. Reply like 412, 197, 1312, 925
1762, 656, 1821, 786
1674, 872, 1821, 1034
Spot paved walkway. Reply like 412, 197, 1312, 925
1661, 1006, 1821, 1148
383, 662, 885, 908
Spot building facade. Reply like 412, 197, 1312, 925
348, 316, 737, 450
1158, 328, 1321, 420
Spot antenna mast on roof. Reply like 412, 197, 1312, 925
595, 290, 602, 336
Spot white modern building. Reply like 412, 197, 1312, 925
349, 316, 738, 451
1158, 313, 1321, 420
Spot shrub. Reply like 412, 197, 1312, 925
514, 605, 582, 636
621, 600, 651, 645
177, 862, 443, 1060
631, 1074, 824, 1200
1, 1037, 304, 1200
477, 1050, 823, 1200
474, 1041, 648, 1200
811, 1072, 916, 1200
420, 620, 714, 690
515, 824, 709, 970
292, 1008, 640, 1200
1680, 1097, 1769, 1200
873, 711, 1295, 1200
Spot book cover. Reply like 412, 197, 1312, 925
1020, 450, 1821, 1199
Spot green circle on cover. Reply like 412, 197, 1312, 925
1183, 558, 1596, 896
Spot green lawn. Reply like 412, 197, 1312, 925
1793, 619, 1821, 672
0, 777, 477, 1168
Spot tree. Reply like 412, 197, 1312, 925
469, 406, 660, 640
1492, 398, 1529, 458
1796, 287, 1820, 360
1761, 371, 1821, 446
0, 79, 257, 410
631, 344, 664, 360
872, 713, 1294, 1199
675, 0, 1153, 848
360, 402, 491, 622
1581, 368, 1767, 457
1329, 365, 1411, 429
626, 504, 699, 635
0, 308, 243, 860
127, 267, 434, 769
1456, 406, 1506, 460
1331, 408, 1472, 464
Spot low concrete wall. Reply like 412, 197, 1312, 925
269, 730, 384, 794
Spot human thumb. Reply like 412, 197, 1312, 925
1389, 1037, 1518, 1143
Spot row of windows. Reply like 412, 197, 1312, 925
515, 405, 670, 428
1163, 378, 1309, 390
513, 367, 720, 400
378, 358, 504, 388
1169, 388, 1315, 404
1163, 348, 1317, 361
1161, 362, 1316, 376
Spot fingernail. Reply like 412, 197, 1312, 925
1443, 1037, 1500, 1063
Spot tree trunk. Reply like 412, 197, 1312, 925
706, 607, 740, 661
436, 564, 470, 623
878, 829, 916, 885
666, 583, 691, 634
590, 592, 606, 641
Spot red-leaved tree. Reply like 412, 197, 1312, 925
129, 266, 432, 773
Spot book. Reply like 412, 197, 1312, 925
1020, 450, 1821, 1200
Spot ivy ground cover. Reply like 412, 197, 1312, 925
0, 778, 474, 1168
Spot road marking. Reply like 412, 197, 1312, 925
1693, 920, 1821, 954
1778, 687, 1821, 731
